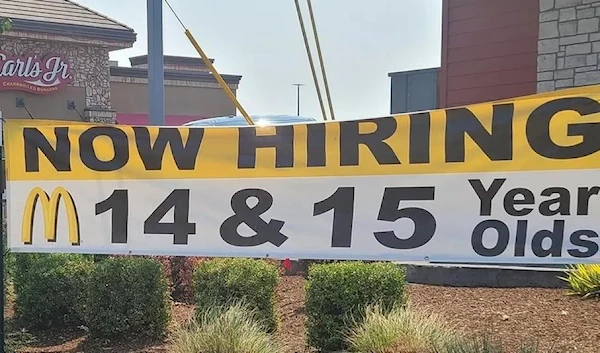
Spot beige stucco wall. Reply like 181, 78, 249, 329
111, 81, 237, 117
0, 86, 85, 121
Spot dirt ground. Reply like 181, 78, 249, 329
408, 284, 600, 353
10, 276, 600, 353
274, 277, 600, 353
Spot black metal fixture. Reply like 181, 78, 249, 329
67, 100, 85, 121
15, 98, 34, 119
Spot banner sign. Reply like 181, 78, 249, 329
0, 52, 74, 94
4, 85, 600, 263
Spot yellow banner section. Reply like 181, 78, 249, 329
5, 85, 600, 181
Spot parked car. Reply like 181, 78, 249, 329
183, 114, 317, 127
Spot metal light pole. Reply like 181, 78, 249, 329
147, 0, 165, 126
293, 83, 304, 116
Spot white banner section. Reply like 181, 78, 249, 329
8, 170, 600, 263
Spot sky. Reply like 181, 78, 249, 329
76, 0, 442, 121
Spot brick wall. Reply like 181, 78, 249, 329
538, 0, 600, 92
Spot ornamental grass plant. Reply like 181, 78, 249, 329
560, 264, 600, 298
169, 302, 281, 353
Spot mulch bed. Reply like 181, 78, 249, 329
408, 284, 600, 353
10, 276, 600, 353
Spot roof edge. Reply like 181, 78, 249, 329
388, 67, 440, 77
129, 55, 215, 67
3, 18, 136, 44
110, 66, 242, 85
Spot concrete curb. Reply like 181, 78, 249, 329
281, 260, 570, 288
402, 262, 568, 288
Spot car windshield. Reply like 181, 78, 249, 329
183, 115, 317, 127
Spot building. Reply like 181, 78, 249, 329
111, 55, 241, 125
388, 68, 439, 114
390, 0, 600, 113
0, 0, 242, 125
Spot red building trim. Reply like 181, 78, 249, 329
439, 0, 540, 108
439, 0, 450, 108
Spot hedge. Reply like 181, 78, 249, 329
84, 256, 170, 338
305, 261, 407, 351
13, 253, 94, 329
192, 258, 279, 331
2, 216, 13, 301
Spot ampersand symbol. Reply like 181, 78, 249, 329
220, 188, 288, 247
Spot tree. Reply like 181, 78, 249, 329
0, 18, 12, 35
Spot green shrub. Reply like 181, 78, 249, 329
347, 303, 459, 353
305, 261, 407, 351
84, 256, 170, 338
13, 253, 93, 328
0, 18, 12, 35
2, 215, 14, 301
169, 301, 281, 353
295, 259, 336, 277
192, 258, 279, 332
5, 330, 37, 353
560, 264, 600, 298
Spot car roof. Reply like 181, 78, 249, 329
183, 114, 317, 127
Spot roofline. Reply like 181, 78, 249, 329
2, 18, 136, 44
129, 55, 215, 67
388, 67, 440, 77
110, 67, 242, 85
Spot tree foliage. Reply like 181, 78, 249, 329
0, 18, 12, 35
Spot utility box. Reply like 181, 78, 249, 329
389, 68, 439, 114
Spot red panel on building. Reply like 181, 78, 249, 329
439, 0, 540, 108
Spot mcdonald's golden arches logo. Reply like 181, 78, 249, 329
21, 186, 81, 246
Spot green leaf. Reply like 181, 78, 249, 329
559, 264, 600, 298
0, 18, 12, 34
